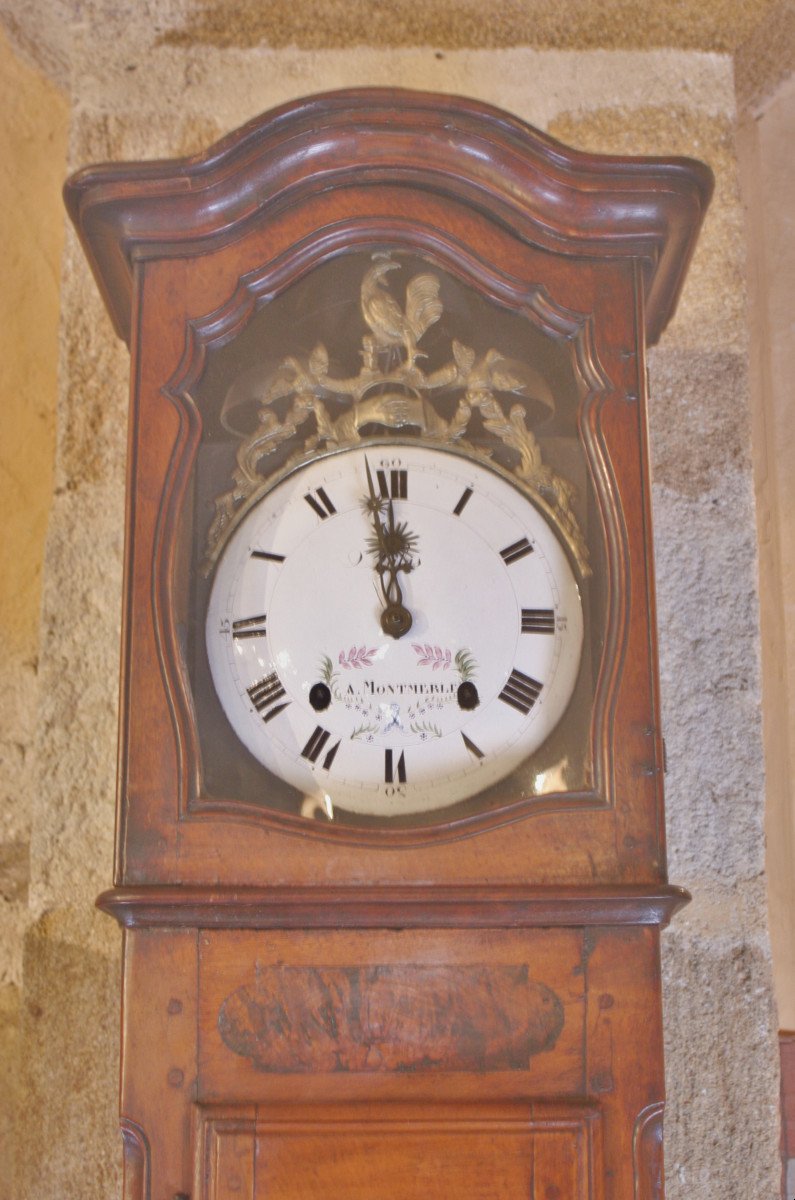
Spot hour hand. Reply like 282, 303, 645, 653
362, 458, 415, 639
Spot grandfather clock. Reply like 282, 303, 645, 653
65, 89, 711, 1200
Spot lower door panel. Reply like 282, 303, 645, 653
195, 1100, 604, 1200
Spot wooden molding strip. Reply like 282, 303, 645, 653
97, 883, 690, 930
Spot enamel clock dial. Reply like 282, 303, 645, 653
206, 443, 583, 818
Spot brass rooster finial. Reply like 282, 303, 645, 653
360, 254, 443, 368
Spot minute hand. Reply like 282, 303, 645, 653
363, 459, 415, 640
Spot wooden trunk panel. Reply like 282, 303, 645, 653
120, 926, 664, 1200
196, 1103, 604, 1200
197, 929, 586, 1100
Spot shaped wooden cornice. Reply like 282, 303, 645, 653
64, 87, 713, 347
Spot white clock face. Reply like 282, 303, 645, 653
206, 444, 583, 819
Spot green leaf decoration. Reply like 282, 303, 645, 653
409, 721, 443, 739
455, 648, 477, 681
351, 720, 380, 741
319, 654, 337, 685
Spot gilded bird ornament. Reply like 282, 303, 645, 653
360, 256, 443, 366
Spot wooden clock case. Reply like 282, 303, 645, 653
64, 89, 712, 1200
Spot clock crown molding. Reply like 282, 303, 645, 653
63, 87, 713, 348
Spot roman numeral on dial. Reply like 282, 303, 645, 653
499, 669, 543, 715
377, 468, 408, 499
247, 672, 290, 722
251, 550, 285, 563
304, 487, 336, 519
453, 487, 473, 516
461, 732, 485, 760
385, 749, 407, 784
521, 608, 555, 634
500, 537, 533, 565
232, 614, 267, 639
301, 726, 341, 770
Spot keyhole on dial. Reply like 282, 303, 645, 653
457, 682, 479, 710
309, 682, 332, 711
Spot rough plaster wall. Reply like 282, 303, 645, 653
735, 0, 795, 115
738, 75, 795, 1033
0, 24, 68, 1200
8, 28, 781, 1200
0, 0, 783, 78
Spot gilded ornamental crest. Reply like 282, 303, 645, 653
203, 253, 590, 577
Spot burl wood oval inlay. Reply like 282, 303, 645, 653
217, 964, 563, 1073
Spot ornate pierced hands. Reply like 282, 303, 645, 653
362, 458, 417, 639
